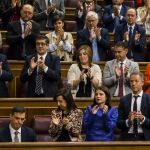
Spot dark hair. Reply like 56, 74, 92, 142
53, 88, 77, 112
76, 44, 93, 68
115, 41, 128, 49
130, 71, 144, 81
53, 15, 64, 24
11, 106, 26, 115
36, 34, 49, 44
93, 85, 111, 109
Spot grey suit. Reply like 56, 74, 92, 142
33, 0, 65, 30
103, 59, 139, 97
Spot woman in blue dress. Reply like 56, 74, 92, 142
83, 85, 118, 141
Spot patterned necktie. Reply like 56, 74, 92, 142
14, 131, 19, 142
35, 57, 43, 95
118, 62, 124, 97
133, 95, 138, 134
129, 26, 133, 41
48, 0, 51, 6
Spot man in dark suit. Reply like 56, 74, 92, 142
103, 0, 128, 32
115, 8, 146, 61
117, 71, 150, 141
0, 106, 36, 142
20, 35, 61, 97
0, 53, 13, 97
33, 0, 65, 30
75, 0, 102, 30
6, 4, 40, 60
76, 11, 110, 61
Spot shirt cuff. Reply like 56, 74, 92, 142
28, 68, 33, 76
44, 66, 48, 73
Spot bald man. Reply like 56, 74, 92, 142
6, 4, 40, 60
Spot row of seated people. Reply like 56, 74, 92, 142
0, 3, 150, 62
1, 75, 150, 142
1, 35, 150, 99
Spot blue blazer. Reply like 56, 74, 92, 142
115, 22, 146, 61
20, 53, 61, 97
83, 105, 118, 141
0, 54, 13, 97
76, 27, 110, 61
0, 125, 36, 142
117, 93, 150, 140
102, 4, 128, 32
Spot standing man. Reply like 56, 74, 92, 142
20, 35, 61, 97
103, 41, 139, 98
115, 8, 146, 61
103, 0, 128, 32
117, 71, 150, 141
6, 4, 40, 60
33, 0, 65, 30
76, 11, 110, 61
0, 106, 36, 142
0, 53, 13, 97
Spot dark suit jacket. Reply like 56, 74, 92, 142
102, 4, 128, 32
0, 125, 36, 142
75, 3, 102, 30
117, 93, 150, 140
115, 22, 146, 61
6, 20, 40, 60
76, 27, 110, 61
0, 54, 13, 97
20, 53, 61, 97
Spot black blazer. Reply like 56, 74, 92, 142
20, 53, 61, 97
0, 54, 13, 97
0, 125, 36, 142
6, 20, 40, 60
76, 27, 111, 61
117, 93, 150, 140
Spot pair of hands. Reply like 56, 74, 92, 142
24, 21, 32, 38
11, 0, 21, 8
90, 27, 101, 41
124, 31, 141, 42
52, 116, 69, 126
92, 104, 108, 114
47, 3, 56, 14
115, 64, 129, 79
128, 111, 144, 123
80, 68, 93, 81
113, 5, 120, 17
29, 57, 46, 72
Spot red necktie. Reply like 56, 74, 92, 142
118, 62, 124, 97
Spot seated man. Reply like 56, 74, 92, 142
0, 106, 36, 142
20, 35, 61, 97
0, 53, 13, 97
46, 16, 74, 61
115, 8, 146, 61
103, 41, 139, 98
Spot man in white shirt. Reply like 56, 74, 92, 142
0, 106, 36, 142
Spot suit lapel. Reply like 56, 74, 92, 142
126, 94, 132, 114
140, 93, 146, 112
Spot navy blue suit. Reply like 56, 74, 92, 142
115, 22, 146, 61
75, 3, 102, 31
76, 27, 111, 61
0, 125, 36, 142
117, 93, 150, 140
0, 54, 13, 97
20, 53, 61, 97
102, 4, 128, 32
6, 20, 40, 60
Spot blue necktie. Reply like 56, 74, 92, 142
92, 39, 100, 62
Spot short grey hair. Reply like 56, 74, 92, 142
86, 11, 99, 20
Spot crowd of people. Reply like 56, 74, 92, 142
0, 0, 150, 143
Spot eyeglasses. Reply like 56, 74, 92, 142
36, 42, 47, 46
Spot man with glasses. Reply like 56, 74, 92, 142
20, 35, 61, 97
